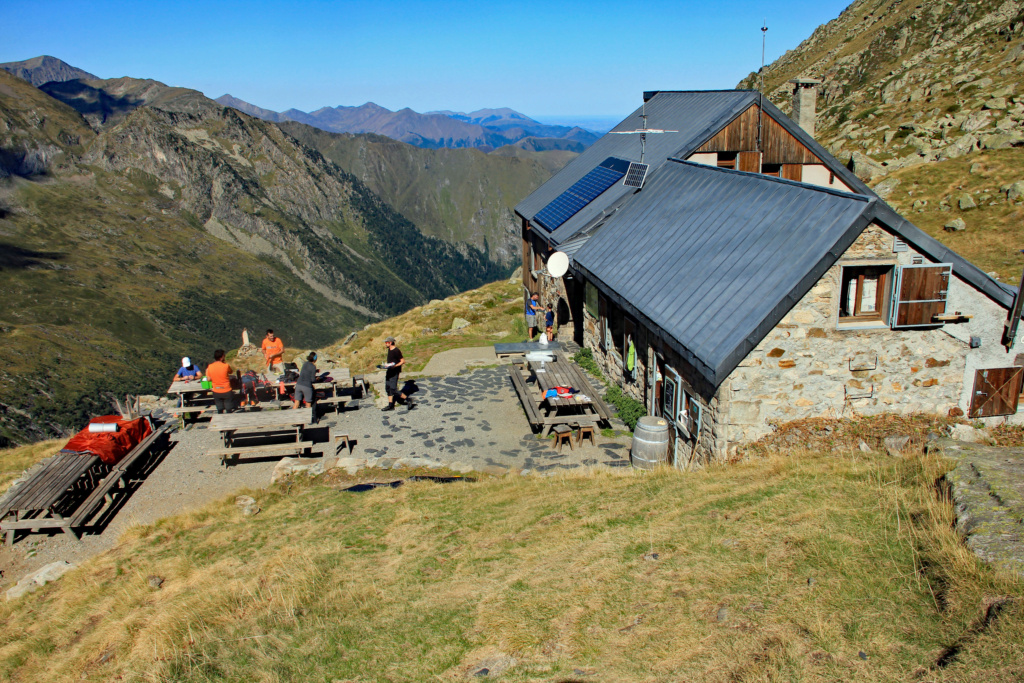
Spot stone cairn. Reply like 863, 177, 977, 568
236, 327, 261, 359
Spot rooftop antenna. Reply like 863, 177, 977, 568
610, 100, 678, 188
757, 19, 768, 153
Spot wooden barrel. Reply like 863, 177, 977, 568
631, 416, 670, 470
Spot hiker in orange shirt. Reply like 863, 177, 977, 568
262, 329, 285, 375
207, 349, 235, 414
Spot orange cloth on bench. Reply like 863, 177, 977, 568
63, 416, 152, 465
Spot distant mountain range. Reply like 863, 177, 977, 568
0, 55, 96, 87
214, 95, 598, 152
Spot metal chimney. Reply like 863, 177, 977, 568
789, 77, 822, 138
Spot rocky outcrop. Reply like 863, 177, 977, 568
940, 438, 1024, 576
739, 0, 1024, 180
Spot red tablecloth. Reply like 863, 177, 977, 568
62, 416, 152, 465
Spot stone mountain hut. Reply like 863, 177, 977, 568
515, 87, 1024, 467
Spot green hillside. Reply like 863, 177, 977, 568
278, 123, 576, 265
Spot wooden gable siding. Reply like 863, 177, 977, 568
695, 106, 819, 165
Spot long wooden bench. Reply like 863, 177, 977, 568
207, 441, 313, 465
318, 395, 349, 414
508, 365, 543, 427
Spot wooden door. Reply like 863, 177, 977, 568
969, 367, 1023, 418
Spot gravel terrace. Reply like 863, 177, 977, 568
0, 360, 632, 590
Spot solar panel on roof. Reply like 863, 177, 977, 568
623, 162, 649, 188
534, 157, 630, 232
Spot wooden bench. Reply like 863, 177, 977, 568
168, 405, 214, 427
1, 422, 171, 545
508, 365, 543, 427
318, 395, 349, 414
64, 423, 172, 535
207, 441, 313, 465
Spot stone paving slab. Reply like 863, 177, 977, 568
938, 437, 1024, 577
319, 366, 632, 475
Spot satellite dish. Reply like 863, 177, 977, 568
548, 251, 569, 278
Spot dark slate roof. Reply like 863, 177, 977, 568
572, 160, 876, 390
515, 90, 760, 242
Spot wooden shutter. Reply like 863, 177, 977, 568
781, 164, 802, 181
890, 264, 951, 328
598, 294, 608, 350
737, 151, 762, 173
969, 367, 1023, 417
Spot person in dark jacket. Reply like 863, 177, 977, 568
292, 351, 317, 410
381, 337, 413, 411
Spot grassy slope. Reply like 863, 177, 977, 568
0, 450, 1020, 681
0, 439, 60, 494
881, 149, 1024, 281
321, 278, 524, 374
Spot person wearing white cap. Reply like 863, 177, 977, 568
172, 356, 203, 383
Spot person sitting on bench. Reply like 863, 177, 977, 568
172, 357, 203, 383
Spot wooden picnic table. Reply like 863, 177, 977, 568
0, 453, 107, 544
507, 353, 612, 432
1, 422, 172, 545
494, 341, 564, 359
533, 359, 595, 409
206, 410, 316, 464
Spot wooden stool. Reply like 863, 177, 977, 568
333, 431, 351, 455
552, 424, 574, 453
576, 424, 596, 447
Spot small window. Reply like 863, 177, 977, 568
839, 265, 892, 322
761, 163, 782, 177
584, 280, 598, 319
717, 152, 737, 170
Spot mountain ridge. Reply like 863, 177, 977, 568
217, 95, 598, 151
0, 55, 97, 87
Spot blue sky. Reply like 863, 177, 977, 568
4, 0, 850, 124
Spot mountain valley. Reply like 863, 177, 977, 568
0, 66, 549, 443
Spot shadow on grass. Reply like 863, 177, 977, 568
0, 243, 65, 270
342, 475, 474, 493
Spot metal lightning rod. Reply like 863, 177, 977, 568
757, 19, 767, 153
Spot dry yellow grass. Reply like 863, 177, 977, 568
0, 449, 1021, 681
0, 439, 63, 494
321, 279, 524, 374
